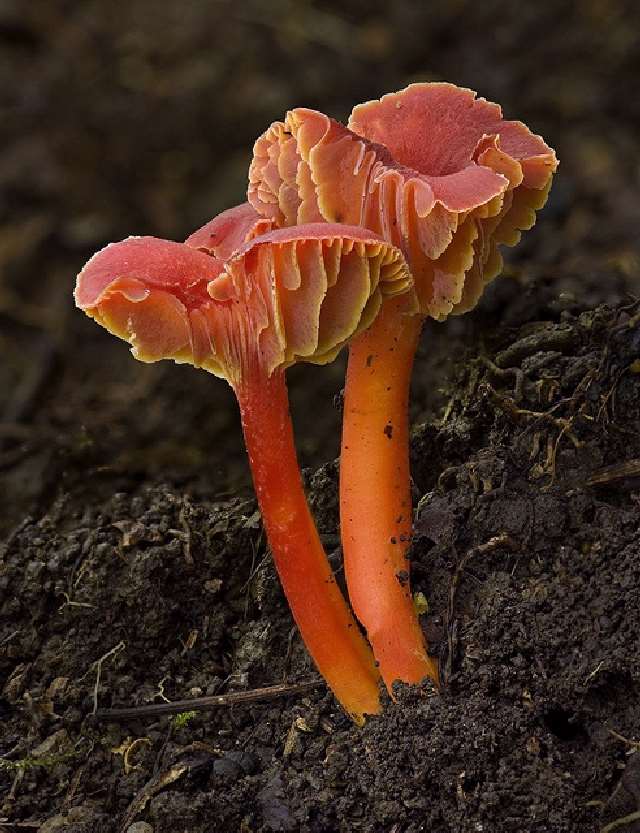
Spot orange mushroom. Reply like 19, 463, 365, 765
75, 211, 412, 724
185, 201, 274, 260
248, 83, 558, 692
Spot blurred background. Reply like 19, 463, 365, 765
1, 0, 639, 534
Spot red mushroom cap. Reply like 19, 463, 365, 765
349, 84, 558, 317
185, 201, 274, 261
75, 217, 412, 385
74, 236, 223, 367
249, 83, 558, 320
349, 83, 556, 190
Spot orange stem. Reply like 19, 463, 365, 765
236, 367, 381, 724
340, 297, 439, 691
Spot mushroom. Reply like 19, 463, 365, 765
248, 83, 558, 691
74, 211, 412, 724
185, 201, 274, 259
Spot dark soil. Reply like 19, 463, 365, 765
2, 2, 640, 832
2, 286, 639, 833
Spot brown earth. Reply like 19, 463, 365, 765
1, 2, 639, 832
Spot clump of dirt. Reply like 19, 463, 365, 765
1, 292, 638, 833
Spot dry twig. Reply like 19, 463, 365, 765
95, 678, 323, 721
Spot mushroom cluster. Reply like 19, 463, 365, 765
75, 83, 557, 722
249, 83, 558, 692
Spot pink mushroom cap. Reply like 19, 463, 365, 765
185, 201, 274, 261
248, 83, 558, 320
75, 211, 412, 385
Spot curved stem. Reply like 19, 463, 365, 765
340, 297, 439, 690
236, 367, 381, 724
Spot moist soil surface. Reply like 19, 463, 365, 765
2, 282, 639, 833
2, 3, 640, 832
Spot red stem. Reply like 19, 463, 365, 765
235, 367, 381, 723
340, 297, 439, 690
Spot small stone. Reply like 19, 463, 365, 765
40, 806, 94, 833
212, 749, 257, 779
127, 824, 154, 833
213, 755, 243, 779
39, 816, 68, 833
32, 728, 70, 758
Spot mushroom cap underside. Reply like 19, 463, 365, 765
75, 221, 412, 386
